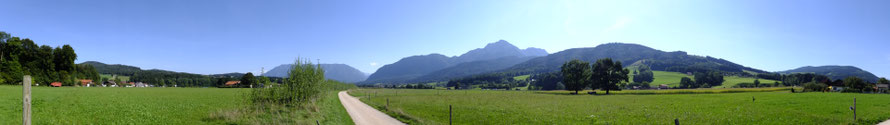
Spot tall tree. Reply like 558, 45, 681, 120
843, 76, 867, 92
241, 72, 257, 88
680, 77, 695, 88
632, 65, 654, 83
878, 77, 889, 84
561, 59, 591, 94
590, 58, 629, 94
754, 79, 761, 87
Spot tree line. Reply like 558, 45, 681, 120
445, 72, 526, 90
559, 58, 629, 94
0, 31, 100, 86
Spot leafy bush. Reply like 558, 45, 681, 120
251, 58, 325, 106
802, 82, 828, 92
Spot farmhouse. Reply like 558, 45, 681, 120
135, 82, 150, 87
876, 84, 888, 93
51, 82, 62, 87
79, 79, 94, 87
225, 81, 241, 87
104, 80, 117, 87
658, 84, 669, 89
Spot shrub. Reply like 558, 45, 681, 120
251, 58, 325, 106
802, 82, 828, 92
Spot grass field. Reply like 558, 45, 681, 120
100, 74, 130, 82
629, 71, 779, 88
536, 87, 796, 95
715, 76, 780, 88
0, 86, 246, 124
0, 85, 354, 124
350, 88, 890, 124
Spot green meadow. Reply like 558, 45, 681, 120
99, 74, 131, 82
350, 88, 890, 125
0, 85, 354, 124
627, 70, 779, 88
0, 86, 246, 124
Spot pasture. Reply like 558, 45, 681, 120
0, 86, 246, 124
350, 88, 890, 124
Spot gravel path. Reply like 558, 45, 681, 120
339, 91, 405, 125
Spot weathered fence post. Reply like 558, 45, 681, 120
316, 120, 319, 125
449, 105, 453, 125
852, 97, 857, 121
674, 118, 679, 125
23, 75, 32, 125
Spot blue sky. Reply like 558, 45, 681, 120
1, 0, 888, 78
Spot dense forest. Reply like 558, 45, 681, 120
0, 31, 100, 86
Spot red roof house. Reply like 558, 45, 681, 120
225, 81, 241, 86
51, 82, 62, 87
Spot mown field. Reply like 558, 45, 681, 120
0, 86, 246, 124
627, 71, 779, 88
0, 85, 354, 124
100, 74, 131, 82
350, 88, 890, 124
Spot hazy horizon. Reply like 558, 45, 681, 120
1, 0, 888, 77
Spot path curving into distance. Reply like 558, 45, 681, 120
338, 91, 405, 125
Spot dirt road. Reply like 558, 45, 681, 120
338, 91, 405, 125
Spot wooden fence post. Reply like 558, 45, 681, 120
23, 75, 32, 125
674, 118, 679, 125
852, 97, 857, 121
449, 105, 453, 125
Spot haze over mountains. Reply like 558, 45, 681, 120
264, 64, 368, 83
361, 40, 548, 84
779, 66, 879, 82
359, 42, 882, 85
81, 41, 882, 85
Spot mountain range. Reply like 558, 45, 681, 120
361, 40, 548, 84
362, 42, 882, 85
778, 66, 879, 82
264, 64, 368, 83
499, 43, 768, 75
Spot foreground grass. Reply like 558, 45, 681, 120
210, 82, 357, 124
209, 90, 354, 124
0, 86, 245, 124
351, 88, 890, 124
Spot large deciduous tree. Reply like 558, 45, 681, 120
680, 77, 695, 88
561, 59, 591, 94
632, 65, 654, 83
590, 58, 629, 94
241, 72, 257, 88
843, 76, 868, 92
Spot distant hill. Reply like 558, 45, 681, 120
264, 64, 368, 83
522, 47, 548, 57
362, 40, 548, 84
81, 61, 143, 76
410, 56, 536, 83
778, 66, 879, 82
500, 43, 767, 75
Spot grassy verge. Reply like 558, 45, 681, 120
210, 82, 356, 124
351, 88, 890, 124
